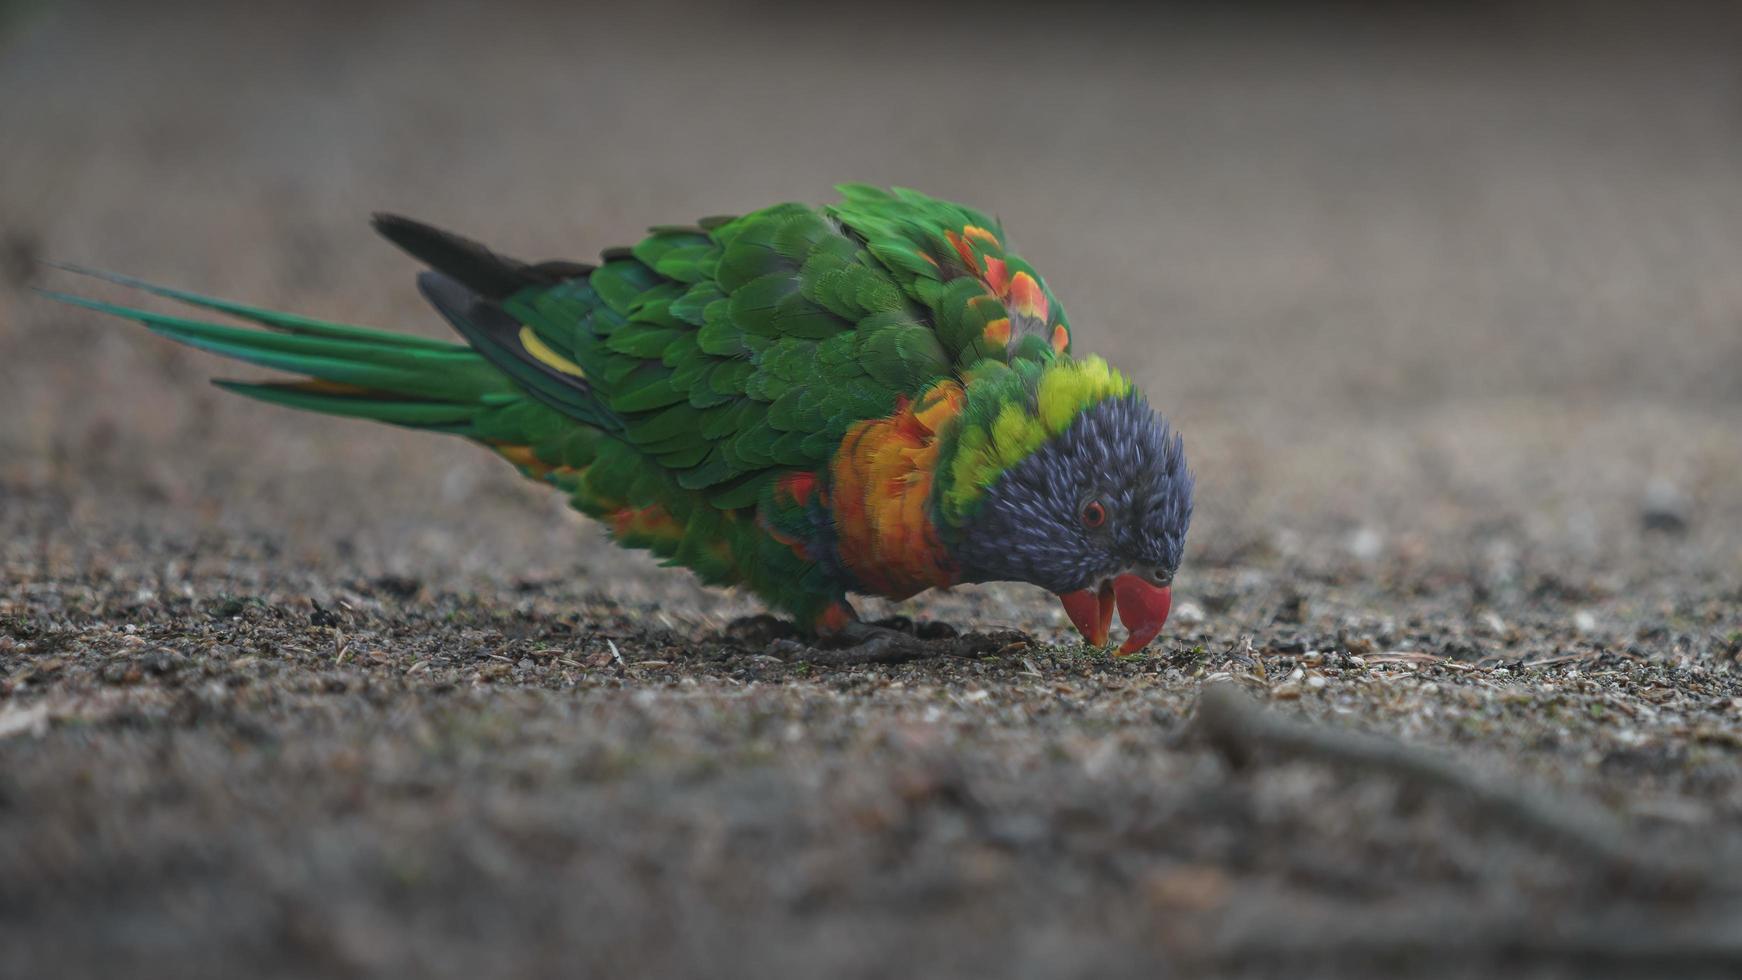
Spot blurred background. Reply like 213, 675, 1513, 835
7, 4, 1742, 977
3, 0, 1741, 596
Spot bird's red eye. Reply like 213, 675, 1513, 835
1080, 500, 1106, 528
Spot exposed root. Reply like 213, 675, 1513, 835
1191, 682, 1726, 895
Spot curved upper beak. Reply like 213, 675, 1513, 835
1057, 574, 1174, 655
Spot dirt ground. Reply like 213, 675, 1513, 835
4, 2, 1742, 977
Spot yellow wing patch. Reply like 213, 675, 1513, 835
518, 325, 586, 378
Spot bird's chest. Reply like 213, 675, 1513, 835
823, 384, 965, 599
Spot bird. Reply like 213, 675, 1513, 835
45, 185, 1194, 661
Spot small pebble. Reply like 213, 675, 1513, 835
1640, 479, 1689, 534
1346, 526, 1385, 562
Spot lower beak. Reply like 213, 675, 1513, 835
1058, 581, 1116, 646
1057, 575, 1174, 656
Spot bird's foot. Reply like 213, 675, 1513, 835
867, 615, 961, 641
767, 621, 1032, 667
722, 613, 799, 648
766, 623, 923, 666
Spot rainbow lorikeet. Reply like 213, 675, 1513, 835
48, 185, 1193, 659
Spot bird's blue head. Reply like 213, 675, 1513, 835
938, 358, 1194, 653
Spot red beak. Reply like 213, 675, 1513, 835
1112, 575, 1172, 655
1058, 581, 1116, 647
1058, 575, 1173, 655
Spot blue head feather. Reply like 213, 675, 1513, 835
950, 394, 1193, 594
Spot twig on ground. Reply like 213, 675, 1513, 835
1210, 902, 1742, 975
1190, 682, 1722, 893
1362, 650, 1445, 665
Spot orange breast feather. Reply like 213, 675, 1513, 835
829, 381, 965, 598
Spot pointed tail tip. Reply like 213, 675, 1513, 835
370, 211, 416, 233
369, 212, 417, 248
370, 212, 451, 256
33, 259, 135, 288
30, 286, 110, 314
370, 211, 455, 250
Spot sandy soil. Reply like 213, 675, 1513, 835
4, 2, 1742, 976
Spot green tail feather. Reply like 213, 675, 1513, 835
43, 263, 462, 351
39, 270, 518, 436
211, 380, 484, 432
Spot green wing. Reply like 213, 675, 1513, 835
827, 184, 1074, 368
498, 185, 1072, 512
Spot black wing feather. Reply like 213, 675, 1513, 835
415, 270, 622, 433
371, 213, 594, 301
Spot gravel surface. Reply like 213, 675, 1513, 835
4, 2, 1742, 977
